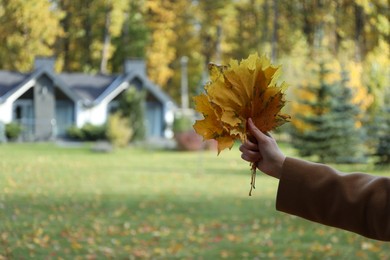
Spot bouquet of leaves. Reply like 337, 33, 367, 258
193, 53, 290, 195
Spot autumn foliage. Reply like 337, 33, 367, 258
193, 53, 290, 195
193, 53, 290, 154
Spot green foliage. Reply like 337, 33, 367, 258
0, 143, 389, 258
5, 122, 23, 141
117, 87, 146, 142
106, 112, 133, 148
327, 68, 367, 163
66, 123, 106, 141
375, 121, 390, 165
374, 91, 390, 164
81, 123, 106, 141
57, 0, 128, 72
66, 125, 85, 140
292, 61, 367, 163
173, 113, 194, 133
111, 0, 149, 72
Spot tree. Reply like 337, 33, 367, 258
0, 0, 63, 71
117, 87, 146, 142
144, 0, 177, 87
224, 0, 263, 59
292, 61, 335, 162
196, 0, 229, 66
56, 0, 127, 73
111, 0, 149, 72
168, 0, 203, 103
327, 67, 367, 163
374, 89, 390, 165
56, 0, 94, 71
292, 59, 366, 163
97, 0, 128, 73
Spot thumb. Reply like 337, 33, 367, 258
248, 118, 268, 144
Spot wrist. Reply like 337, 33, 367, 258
276, 155, 286, 179
269, 155, 285, 179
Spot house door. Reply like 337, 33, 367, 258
55, 100, 74, 137
13, 100, 34, 140
146, 102, 162, 138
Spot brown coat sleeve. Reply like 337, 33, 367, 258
276, 157, 390, 241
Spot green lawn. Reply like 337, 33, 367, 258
0, 142, 389, 259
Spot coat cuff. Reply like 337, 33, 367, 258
275, 157, 328, 216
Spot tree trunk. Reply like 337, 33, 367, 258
83, 1, 93, 68
60, 0, 71, 71
261, 0, 269, 45
215, 24, 222, 64
333, 1, 342, 55
354, 3, 365, 61
302, 0, 314, 48
100, 8, 111, 74
271, 0, 279, 62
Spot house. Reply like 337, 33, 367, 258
0, 57, 176, 141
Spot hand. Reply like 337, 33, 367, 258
239, 118, 286, 179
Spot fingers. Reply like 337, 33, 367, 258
241, 153, 262, 163
239, 143, 262, 163
241, 150, 262, 163
240, 139, 258, 151
248, 118, 270, 144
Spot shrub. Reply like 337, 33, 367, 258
5, 123, 23, 141
82, 123, 106, 141
118, 87, 146, 142
66, 123, 106, 141
106, 113, 133, 148
66, 125, 85, 140
173, 114, 194, 133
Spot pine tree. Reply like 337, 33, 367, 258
374, 89, 390, 165
327, 67, 367, 163
292, 61, 366, 163
292, 62, 335, 162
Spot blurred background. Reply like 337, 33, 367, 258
0, 0, 389, 258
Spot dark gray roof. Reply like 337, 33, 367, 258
0, 71, 29, 97
57, 73, 118, 102
123, 71, 176, 107
0, 68, 176, 108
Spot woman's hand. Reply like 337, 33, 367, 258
239, 118, 286, 179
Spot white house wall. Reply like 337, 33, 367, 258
0, 79, 36, 124
75, 99, 175, 139
163, 101, 175, 138
74, 81, 129, 127
0, 100, 13, 123
76, 101, 109, 127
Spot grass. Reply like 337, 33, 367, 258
0, 142, 389, 259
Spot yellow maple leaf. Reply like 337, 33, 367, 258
194, 53, 289, 150
193, 53, 290, 195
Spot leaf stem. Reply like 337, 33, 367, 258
249, 162, 257, 196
